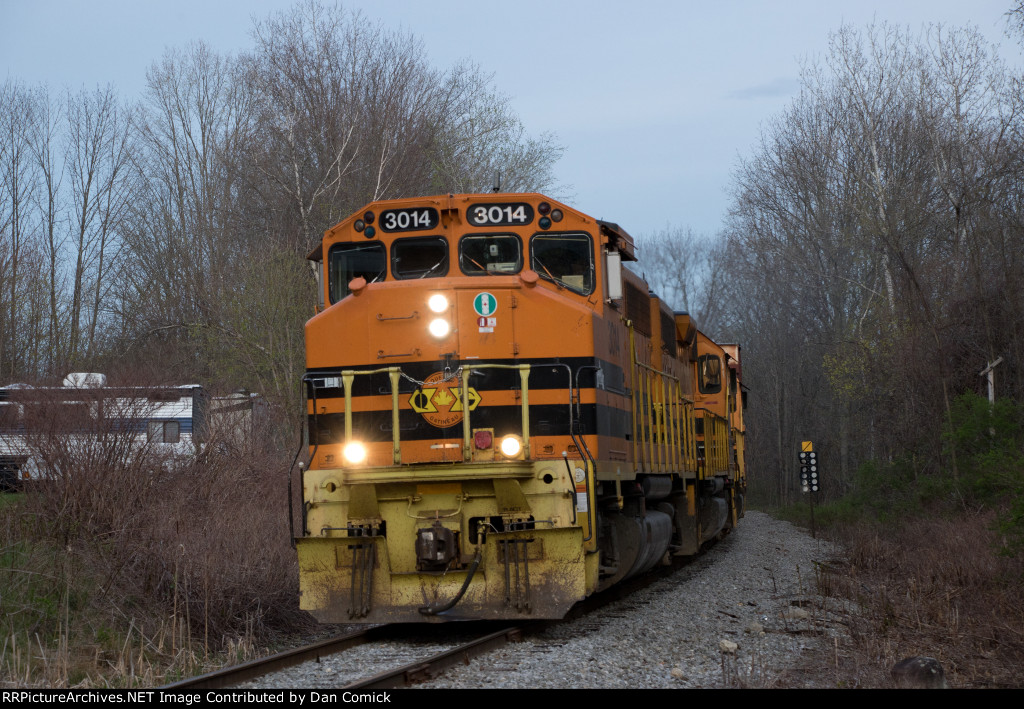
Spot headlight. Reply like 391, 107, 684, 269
343, 442, 367, 464
499, 435, 522, 457
428, 318, 450, 338
428, 294, 448, 313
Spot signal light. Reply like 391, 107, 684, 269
538, 202, 551, 215
363, 211, 375, 224
550, 209, 563, 222
364, 226, 376, 238
799, 449, 819, 493
539, 217, 552, 230
354, 219, 365, 232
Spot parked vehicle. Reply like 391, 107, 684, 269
0, 373, 206, 489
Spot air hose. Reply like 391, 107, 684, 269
418, 549, 482, 616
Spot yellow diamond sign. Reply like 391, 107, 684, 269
408, 372, 481, 428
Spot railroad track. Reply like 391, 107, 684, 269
163, 546, 707, 690
162, 622, 531, 690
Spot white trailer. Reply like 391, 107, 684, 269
0, 373, 207, 489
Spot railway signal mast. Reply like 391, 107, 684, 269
799, 446, 818, 493
799, 441, 818, 537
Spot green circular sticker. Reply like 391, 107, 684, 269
473, 292, 497, 316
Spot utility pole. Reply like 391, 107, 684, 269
979, 357, 1004, 437
979, 357, 1004, 405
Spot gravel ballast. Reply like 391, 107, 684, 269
246, 511, 847, 689
418, 510, 846, 688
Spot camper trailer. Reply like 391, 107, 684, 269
0, 373, 206, 489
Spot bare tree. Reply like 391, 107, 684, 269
120, 42, 256, 350
425, 63, 563, 195
29, 88, 69, 373
248, 1, 563, 250
1007, 1, 1024, 41
248, 1, 366, 245
0, 2, 562, 421
633, 226, 726, 331
721, 20, 1024, 502
63, 86, 135, 367
0, 81, 43, 380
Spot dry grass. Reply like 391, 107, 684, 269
0, 401, 315, 687
808, 510, 1024, 688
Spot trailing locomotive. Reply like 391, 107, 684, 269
296, 193, 746, 623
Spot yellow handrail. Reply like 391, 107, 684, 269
629, 326, 697, 476
733, 429, 745, 481
331, 364, 533, 466
461, 364, 531, 461
697, 409, 730, 477
340, 367, 403, 464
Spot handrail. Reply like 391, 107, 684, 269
628, 323, 640, 471
628, 321, 697, 476
733, 429, 746, 481
695, 407, 730, 477
305, 364, 533, 467
334, 367, 403, 464
460, 364, 531, 461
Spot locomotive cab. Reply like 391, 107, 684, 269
295, 193, 745, 622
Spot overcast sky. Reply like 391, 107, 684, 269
2, 0, 1020, 239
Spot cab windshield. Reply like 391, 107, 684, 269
459, 234, 522, 275
530, 233, 594, 294
392, 236, 448, 279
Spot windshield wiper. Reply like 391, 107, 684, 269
463, 256, 495, 275
419, 258, 446, 279
532, 259, 565, 289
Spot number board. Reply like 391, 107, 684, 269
379, 208, 439, 232
467, 203, 534, 227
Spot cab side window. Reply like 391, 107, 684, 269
328, 242, 386, 303
697, 354, 722, 394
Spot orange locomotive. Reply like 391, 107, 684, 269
297, 193, 746, 622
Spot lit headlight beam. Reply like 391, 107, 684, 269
500, 435, 522, 457
343, 441, 367, 464
428, 294, 448, 313
428, 318, 450, 338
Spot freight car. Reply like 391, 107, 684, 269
296, 193, 746, 622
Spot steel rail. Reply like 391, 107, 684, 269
342, 625, 527, 688
162, 538, 719, 690
162, 626, 386, 690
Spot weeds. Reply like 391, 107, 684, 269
804, 508, 1024, 688
0, 399, 314, 687
763, 394, 1024, 687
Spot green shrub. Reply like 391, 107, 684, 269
942, 393, 1024, 553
